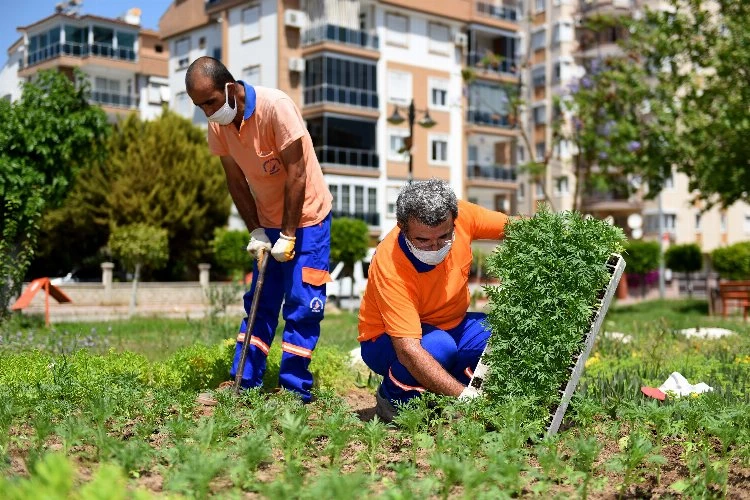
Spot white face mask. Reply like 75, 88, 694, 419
404, 233, 454, 266
207, 82, 237, 125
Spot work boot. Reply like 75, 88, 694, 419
196, 380, 236, 406
375, 385, 398, 423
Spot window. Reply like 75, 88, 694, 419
536, 182, 545, 197
695, 213, 702, 232
175, 38, 190, 69
242, 5, 261, 41
388, 129, 410, 161
147, 83, 163, 104
174, 91, 191, 117
341, 185, 351, 213
552, 22, 574, 45
303, 55, 378, 109
518, 182, 526, 200
386, 186, 399, 217
535, 141, 546, 161
495, 194, 509, 213
664, 170, 675, 189
552, 62, 561, 84
536, 0, 546, 13
388, 70, 412, 105
428, 78, 449, 110
646, 213, 677, 232
430, 136, 449, 164
555, 176, 569, 196
531, 29, 546, 51
330, 185, 339, 210
468, 145, 478, 163
428, 22, 450, 54
386, 13, 408, 46
720, 212, 727, 232
355, 186, 364, 213
531, 66, 546, 87
518, 146, 525, 163
307, 116, 378, 168
745, 214, 750, 233
242, 65, 261, 86
533, 103, 546, 124
368, 188, 377, 214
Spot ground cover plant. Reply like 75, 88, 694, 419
1, 300, 749, 497
480, 208, 626, 424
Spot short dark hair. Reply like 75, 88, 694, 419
396, 178, 459, 227
185, 56, 235, 92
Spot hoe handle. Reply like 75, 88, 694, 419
234, 249, 269, 395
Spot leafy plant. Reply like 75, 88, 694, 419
606, 431, 666, 498
358, 417, 388, 478
211, 227, 252, 280
711, 241, 750, 280
623, 239, 660, 297
482, 208, 625, 423
666, 243, 703, 297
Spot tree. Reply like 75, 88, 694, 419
211, 228, 252, 281
32, 111, 231, 280
623, 240, 661, 297
665, 243, 703, 297
0, 70, 109, 318
329, 217, 369, 310
108, 223, 169, 317
711, 242, 750, 281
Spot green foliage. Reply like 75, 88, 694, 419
623, 240, 660, 275
665, 243, 703, 274
108, 223, 169, 274
711, 241, 750, 280
34, 110, 231, 279
211, 227, 252, 277
330, 217, 369, 267
0, 70, 109, 317
482, 208, 625, 421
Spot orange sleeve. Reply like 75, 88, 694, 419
207, 123, 229, 156
271, 97, 306, 151
460, 200, 509, 240
369, 262, 423, 338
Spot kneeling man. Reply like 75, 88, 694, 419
357, 179, 508, 421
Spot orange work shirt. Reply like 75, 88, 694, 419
358, 200, 508, 341
207, 84, 332, 228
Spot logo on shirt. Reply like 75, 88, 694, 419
263, 157, 281, 175
309, 296, 324, 313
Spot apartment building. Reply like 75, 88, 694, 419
160, 0, 523, 239
4, 8, 170, 121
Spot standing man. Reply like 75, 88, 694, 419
358, 179, 508, 421
186, 56, 332, 403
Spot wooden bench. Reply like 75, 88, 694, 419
718, 280, 750, 321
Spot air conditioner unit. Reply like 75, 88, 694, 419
453, 32, 468, 48
288, 57, 306, 73
284, 9, 306, 29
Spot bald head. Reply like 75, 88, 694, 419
185, 56, 235, 93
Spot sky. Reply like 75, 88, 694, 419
1, 0, 173, 67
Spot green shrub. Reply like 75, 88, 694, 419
623, 240, 660, 275
711, 241, 750, 280
482, 208, 625, 423
149, 341, 234, 391
665, 243, 703, 274
212, 228, 252, 279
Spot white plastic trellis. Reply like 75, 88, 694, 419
466, 253, 626, 436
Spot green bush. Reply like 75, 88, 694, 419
212, 228, 252, 279
665, 243, 703, 274
623, 240, 660, 275
482, 208, 625, 423
711, 241, 750, 280
149, 341, 234, 390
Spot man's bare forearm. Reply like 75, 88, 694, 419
280, 139, 306, 236
391, 337, 465, 396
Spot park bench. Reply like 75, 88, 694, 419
718, 280, 750, 321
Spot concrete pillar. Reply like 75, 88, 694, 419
101, 262, 114, 304
199, 263, 211, 289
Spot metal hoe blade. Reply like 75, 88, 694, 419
234, 249, 269, 395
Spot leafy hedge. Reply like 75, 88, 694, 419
482, 208, 625, 422
711, 241, 750, 280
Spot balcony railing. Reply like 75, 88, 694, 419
26, 41, 136, 66
476, 1, 519, 22
332, 210, 380, 226
302, 24, 379, 50
303, 84, 378, 109
467, 51, 519, 76
90, 91, 135, 108
467, 164, 517, 181
580, 0, 633, 12
315, 146, 379, 169
467, 109, 514, 128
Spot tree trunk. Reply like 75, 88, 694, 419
129, 262, 141, 318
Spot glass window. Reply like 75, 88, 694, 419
533, 104, 546, 124
531, 29, 546, 51
468, 145, 478, 163
428, 22, 450, 54
174, 91, 191, 117
388, 130, 409, 161
355, 186, 364, 213
242, 5, 261, 41
555, 176, 569, 195
535, 142, 546, 160
695, 213, 702, 231
242, 65, 261, 86
341, 185, 350, 213
117, 32, 136, 50
429, 78, 449, 109
518, 182, 526, 200
536, 0, 546, 13
744, 214, 750, 233
388, 70, 411, 105
386, 186, 399, 216
430, 137, 448, 163
368, 188, 377, 214
531, 66, 546, 87
386, 13, 408, 46
330, 185, 339, 210
93, 26, 114, 45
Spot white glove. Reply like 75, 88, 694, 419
458, 385, 480, 401
247, 228, 271, 258
271, 233, 296, 262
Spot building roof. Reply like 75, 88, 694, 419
17, 12, 141, 32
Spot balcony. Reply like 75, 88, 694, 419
467, 164, 517, 181
90, 91, 135, 109
582, 189, 641, 214
332, 210, 380, 226
475, 1, 519, 22
315, 146, 379, 169
302, 24, 379, 51
26, 41, 137, 67
303, 83, 378, 109
580, 0, 634, 13
467, 51, 519, 78
466, 109, 514, 128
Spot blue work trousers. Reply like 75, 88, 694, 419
230, 213, 331, 402
360, 312, 491, 404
